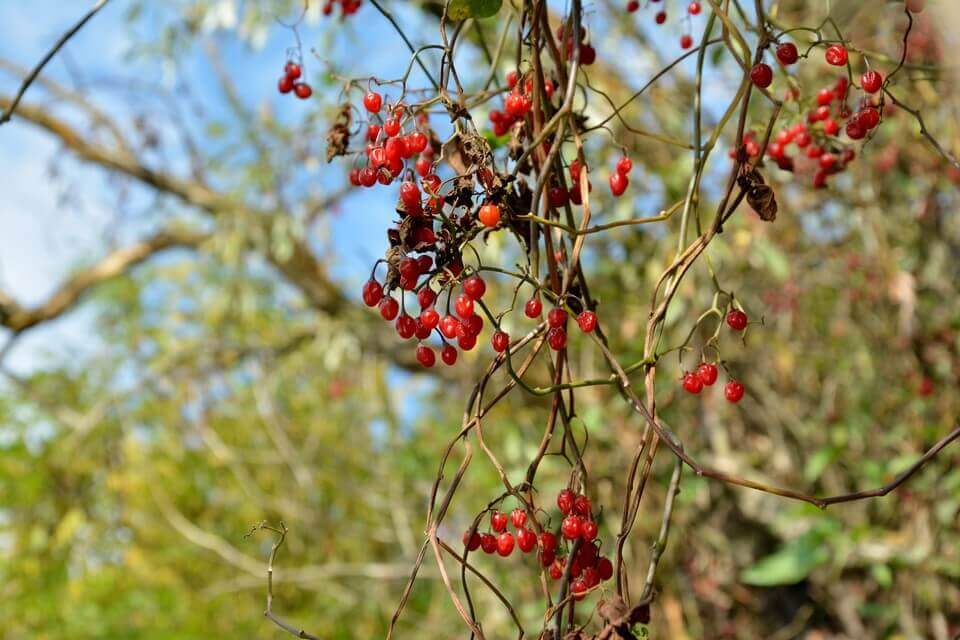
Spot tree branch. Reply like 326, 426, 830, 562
0, 227, 206, 332
0, 0, 110, 126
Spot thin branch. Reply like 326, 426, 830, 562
0, 0, 109, 126
0, 227, 207, 332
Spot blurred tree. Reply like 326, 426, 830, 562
0, 1, 958, 639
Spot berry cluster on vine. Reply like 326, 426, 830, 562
742, 42, 888, 188
276, 61, 312, 99
680, 308, 748, 402
463, 489, 614, 600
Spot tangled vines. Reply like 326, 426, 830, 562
251, 1, 957, 638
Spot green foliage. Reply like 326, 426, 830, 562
448, 0, 502, 20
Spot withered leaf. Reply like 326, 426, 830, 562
325, 103, 352, 162
739, 168, 778, 222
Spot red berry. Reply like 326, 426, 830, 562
750, 63, 773, 88
688, 1, 701, 15
858, 106, 880, 129
547, 307, 567, 329
383, 118, 401, 137
408, 131, 428, 153
362, 280, 383, 307
819, 152, 837, 170
577, 310, 597, 333
696, 362, 719, 386
396, 314, 417, 339
362, 91, 382, 113
478, 203, 501, 228
549, 559, 565, 580
539, 531, 557, 553
417, 288, 436, 309
510, 508, 527, 529
399, 181, 420, 209
561, 515, 582, 540
480, 533, 497, 554
524, 297, 543, 318
776, 42, 799, 65
440, 315, 460, 339
398, 257, 420, 282
609, 171, 629, 196
812, 169, 829, 190
571, 578, 588, 600
294, 83, 312, 99
548, 186, 568, 208
506, 69, 519, 89
415, 157, 431, 177
505, 92, 527, 118
573, 494, 591, 517
682, 372, 704, 394
724, 380, 745, 403
517, 527, 537, 553
655, 10, 667, 24
460, 314, 483, 338
726, 308, 748, 331
379, 297, 399, 321
416, 345, 435, 367
414, 319, 432, 341
581, 520, 599, 542
278, 76, 295, 94
491, 511, 508, 532
463, 529, 481, 551
680, 34, 693, 49
496, 531, 515, 557
441, 344, 458, 366
458, 332, 477, 351
557, 489, 575, 514
491, 330, 510, 353
846, 119, 866, 140
419, 307, 440, 330
597, 557, 614, 581
284, 62, 302, 79
454, 294, 474, 318
861, 70, 883, 94
547, 327, 567, 351
616, 156, 633, 175
825, 44, 848, 67
463, 275, 487, 300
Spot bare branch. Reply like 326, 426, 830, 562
0, 227, 207, 332
0, 0, 110, 126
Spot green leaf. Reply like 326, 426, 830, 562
740, 536, 829, 586
449, 0, 502, 20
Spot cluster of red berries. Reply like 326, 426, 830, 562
749, 42, 859, 91
626, 0, 701, 49
609, 156, 632, 197
737, 41, 888, 188
462, 489, 614, 600
348, 92, 434, 188
321, 0, 361, 17
363, 264, 599, 368
276, 61, 312, 99
489, 71, 549, 136
680, 309, 748, 402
